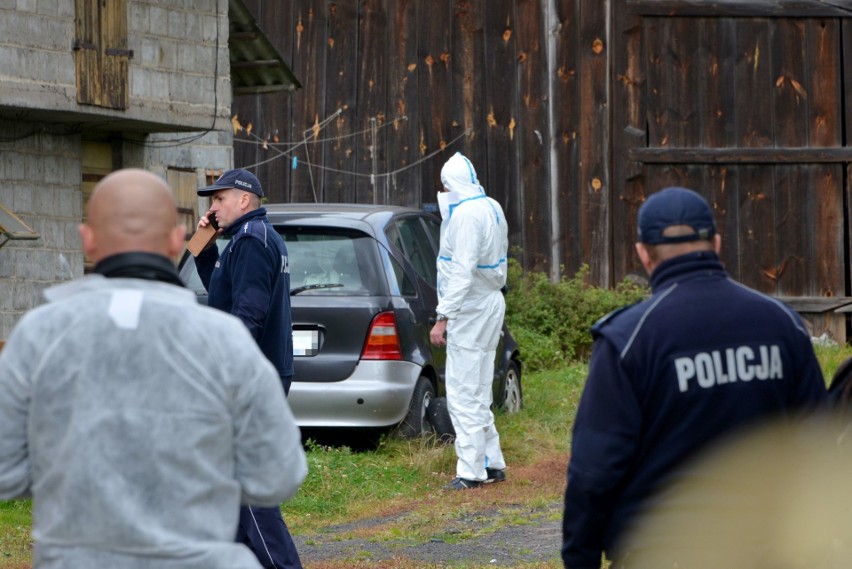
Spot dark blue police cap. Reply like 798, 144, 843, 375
198, 168, 263, 197
637, 187, 716, 245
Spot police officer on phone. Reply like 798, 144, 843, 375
195, 169, 301, 569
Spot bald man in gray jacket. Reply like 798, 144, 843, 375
0, 169, 307, 569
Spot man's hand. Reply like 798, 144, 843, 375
197, 211, 220, 230
430, 320, 448, 346
195, 211, 222, 251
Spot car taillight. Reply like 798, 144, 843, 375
361, 311, 402, 360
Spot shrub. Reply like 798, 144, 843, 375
505, 260, 648, 371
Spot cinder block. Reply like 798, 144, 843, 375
129, 2, 149, 34
185, 12, 200, 38
168, 9, 186, 37
17, 0, 38, 13
12, 184, 34, 214
177, 42, 196, 73
139, 37, 159, 67
158, 38, 180, 71
37, 250, 56, 281
32, 187, 56, 218
201, 14, 218, 43
38, 0, 61, 17
150, 6, 168, 35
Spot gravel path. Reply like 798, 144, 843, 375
293, 500, 563, 567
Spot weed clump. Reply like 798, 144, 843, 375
505, 260, 648, 371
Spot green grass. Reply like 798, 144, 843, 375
0, 500, 32, 567
813, 342, 852, 386
1, 342, 850, 568
285, 364, 584, 533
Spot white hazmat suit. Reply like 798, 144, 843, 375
436, 152, 508, 482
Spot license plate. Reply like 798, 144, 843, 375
293, 329, 320, 356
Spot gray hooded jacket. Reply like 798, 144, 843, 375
0, 276, 307, 569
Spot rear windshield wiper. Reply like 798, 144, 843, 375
291, 283, 344, 296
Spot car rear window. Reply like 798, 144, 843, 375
179, 228, 385, 296
283, 227, 383, 295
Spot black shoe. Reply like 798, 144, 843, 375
485, 468, 506, 484
443, 477, 482, 490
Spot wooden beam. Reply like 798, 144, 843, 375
775, 296, 852, 313
630, 147, 852, 164
626, 0, 852, 17
229, 31, 259, 41
230, 59, 282, 69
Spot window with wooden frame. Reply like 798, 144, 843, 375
74, 0, 131, 110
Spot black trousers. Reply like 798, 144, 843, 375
236, 505, 302, 569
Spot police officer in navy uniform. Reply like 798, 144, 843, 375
561, 187, 827, 569
195, 169, 302, 569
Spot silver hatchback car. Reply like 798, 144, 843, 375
179, 203, 522, 437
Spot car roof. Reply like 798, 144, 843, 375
264, 203, 438, 231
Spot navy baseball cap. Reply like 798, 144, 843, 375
198, 169, 263, 197
637, 187, 716, 244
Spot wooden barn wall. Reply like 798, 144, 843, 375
616, 0, 852, 340
231, 0, 608, 280
232, 0, 852, 340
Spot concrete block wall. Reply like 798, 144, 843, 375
0, 1, 77, 109
0, 120, 83, 340
0, 1, 236, 340
0, 1, 230, 130
129, 0, 232, 125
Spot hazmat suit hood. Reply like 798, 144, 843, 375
438, 152, 486, 219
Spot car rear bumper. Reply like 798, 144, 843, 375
288, 360, 422, 428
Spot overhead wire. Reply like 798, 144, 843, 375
238, 108, 470, 183
234, 114, 408, 147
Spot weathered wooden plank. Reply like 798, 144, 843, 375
736, 166, 776, 293
451, 0, 487, 171
233, 1, 295, 203
560, 0, 586, 277
643, 16, 667, 147
626, 0, 852, 18
736, 19, 774, 149
776, 297, 852, 313
631, 146, 852, 163
482, 1, 520, 255
515, 0, 550, 273
772, 18, 808, 148
706, 165, 741, 279
700, 17, 737, 148
74, 0, 99, 106
845, 19, 852, 142
416, 0, 453, 204
289, 0, 328, 203
102, 0, 129, 110
384, 0, 421, 207
322, 0, 359, 204
665, 18, 702, 149
699, 18, 738, 279
804, 22, 843, 302
811, 164, 844, 297
773, 166, 811, 296
267, 0, 299, 202
579, 0, 611, 285
355, 0, 389, 204
845, 19, 852, 305
808, 19, 841, 147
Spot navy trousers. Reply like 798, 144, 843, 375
236, 505, 302, 569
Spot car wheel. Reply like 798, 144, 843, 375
427, 396, 455, 443
398, 376, 435, 439
498, 360, 522, 413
